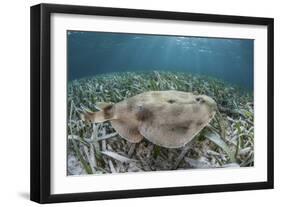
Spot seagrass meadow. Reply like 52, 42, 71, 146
67, 71, 254, 175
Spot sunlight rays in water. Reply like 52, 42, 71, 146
68, 31, 253, 89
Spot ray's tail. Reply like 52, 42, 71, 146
80, 104, 115, 123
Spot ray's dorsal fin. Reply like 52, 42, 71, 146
95, 102, 113, 111
81, 103, 116, 123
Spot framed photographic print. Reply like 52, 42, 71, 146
30, 3, 274, 203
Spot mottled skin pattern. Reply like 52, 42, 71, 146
82, 90, 217, 148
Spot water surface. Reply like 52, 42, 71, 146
67, 31, 253, 90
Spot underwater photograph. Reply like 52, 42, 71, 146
67, 31, 254, 175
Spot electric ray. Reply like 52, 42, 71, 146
81, 90, 217, 148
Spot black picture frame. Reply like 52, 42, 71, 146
30, 3, 274, 204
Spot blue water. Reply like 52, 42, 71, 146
67, 31, 253, 90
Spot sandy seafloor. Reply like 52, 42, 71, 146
67, 71, 254, 175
